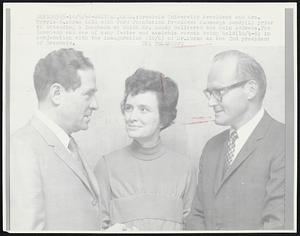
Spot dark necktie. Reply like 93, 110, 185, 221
223, 130, 239, 175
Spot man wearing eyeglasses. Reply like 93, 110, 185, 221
186, 50, 285, 230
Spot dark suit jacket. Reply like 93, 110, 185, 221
186, 111, 285, 230
10, 116, 101, 231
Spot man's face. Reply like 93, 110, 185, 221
206, 58, 250, 129
59, 69, 98, 134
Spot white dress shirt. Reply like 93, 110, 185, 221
36, 110, 70, 150
230, 107, 264, 163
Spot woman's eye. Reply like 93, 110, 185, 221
140, 107, 149, 113
84, 91, 94, 99
124, 105, 133, 112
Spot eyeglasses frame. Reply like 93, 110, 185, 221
203, 79, 252, 102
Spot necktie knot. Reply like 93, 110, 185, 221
68, 136, 84, 165
230, 130, 238, 142
68, 136, 78, 154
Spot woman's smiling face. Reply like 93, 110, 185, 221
124, 91, 161, 143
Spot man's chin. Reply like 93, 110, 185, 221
214, 118, 228, 126
79, 124, 89, 131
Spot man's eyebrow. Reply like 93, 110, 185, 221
83, 88, 98, 94
89, 88, 98, 92
206, 87, 221, 91
138, 104, 152, 110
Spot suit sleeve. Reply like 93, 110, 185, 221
184, 151, 206, 230
10, 137, 46, 231
262, 139, 285, 229
94, 156, 111, 230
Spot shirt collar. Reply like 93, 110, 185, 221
232, 107, 265, 138
36, 110, 70, 149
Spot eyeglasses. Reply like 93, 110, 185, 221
203, 80, 251, 102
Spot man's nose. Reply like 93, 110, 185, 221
90, 96, 98, 110
208, 95, 219, 107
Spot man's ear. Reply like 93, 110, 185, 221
245, 80, 258, 100
49, 83, 65, 105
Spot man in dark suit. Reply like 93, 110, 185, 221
10, 48, 128, 231
186, 50, 285, 230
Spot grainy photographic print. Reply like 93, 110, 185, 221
3, 2, 297, 233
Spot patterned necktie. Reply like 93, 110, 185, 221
223, 130, 239, 175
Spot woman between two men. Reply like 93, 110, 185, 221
94, 68, 198, 231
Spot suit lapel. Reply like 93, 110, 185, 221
214, 111, 272, 195
214, 130, 229, 195
221, 134, 258, 182
78, 148, 100, 199
30, 116, 96, 198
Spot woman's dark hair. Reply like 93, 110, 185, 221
121, 68, 179, 130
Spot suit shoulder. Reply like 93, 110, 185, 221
270, 118, 285, 133
10, 123, 45, 164
11, 123, 40, 146
205, 129, 228, 148
264, 111, 285, 133
267, 118, 285, 149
